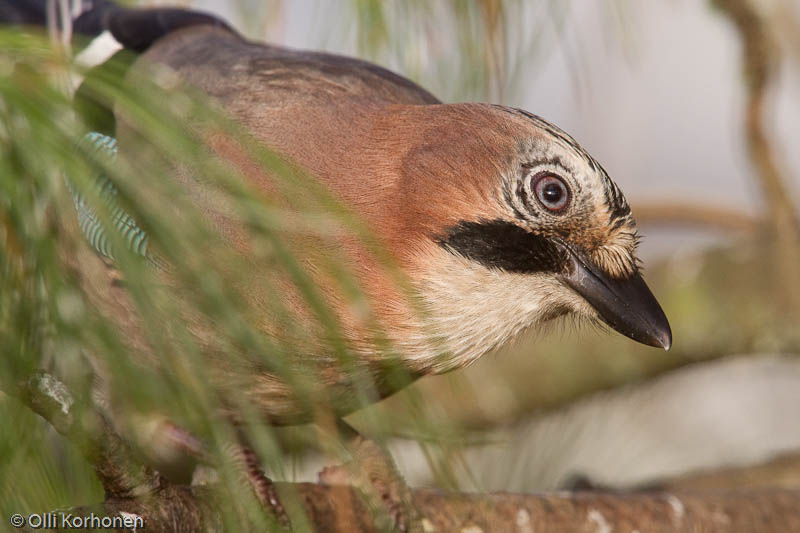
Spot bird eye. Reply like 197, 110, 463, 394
533, 174, 570, 213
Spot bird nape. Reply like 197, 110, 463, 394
4, 0, 671, 524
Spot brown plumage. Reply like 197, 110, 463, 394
64, 7, 670, 427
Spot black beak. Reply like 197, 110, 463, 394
559, 247, 672, 350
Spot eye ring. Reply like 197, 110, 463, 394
532, 173, 571, 213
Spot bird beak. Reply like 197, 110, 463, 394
558, 246, 672, 350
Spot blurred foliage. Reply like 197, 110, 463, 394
0, 27, 432, 528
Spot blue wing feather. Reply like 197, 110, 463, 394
66, 132, 151, 261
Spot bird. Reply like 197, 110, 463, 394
5, 0, 671, 522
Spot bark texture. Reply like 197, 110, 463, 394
58, 484, 800, 532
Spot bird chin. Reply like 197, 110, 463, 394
411, 250, 580, 373
534, 301, 577, 324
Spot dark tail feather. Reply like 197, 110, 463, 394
73, 1, 116, 39
0, 0, 50, 27
1, 1, 232, 133
0, 0, 231, 53
0, 0, 115, 41
104, 6, 231, 52
1, 1, 233, 135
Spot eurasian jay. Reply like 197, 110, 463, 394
4, 1, 672, 523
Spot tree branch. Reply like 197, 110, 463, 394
633, 203, 760, 232
54, 483, 800, 532
712, 0, 800, 312
7, 373, 800, 532
712, 0, 800, 235
14, 371, 164, 499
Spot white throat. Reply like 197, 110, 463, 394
402, 249, 590, 374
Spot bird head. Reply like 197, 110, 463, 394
388, 104, 671, 371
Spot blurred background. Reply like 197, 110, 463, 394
2, 0, 800, 522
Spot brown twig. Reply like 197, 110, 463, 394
13, 372, 800, 531
634, 203, 761, 232
713, 0, 800, 311
662, 451, 800, 491
712, 0, 800, 234
15, 371, 164, 499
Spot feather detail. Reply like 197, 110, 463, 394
65, 132, 151, 261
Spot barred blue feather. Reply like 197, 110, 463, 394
66, 132, 150, 261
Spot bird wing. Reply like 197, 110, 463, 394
59, 4, 439, 267
141, 26, 440, 107
97, 5, 439, 107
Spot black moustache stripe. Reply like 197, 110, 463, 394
436, 219, 568, 274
